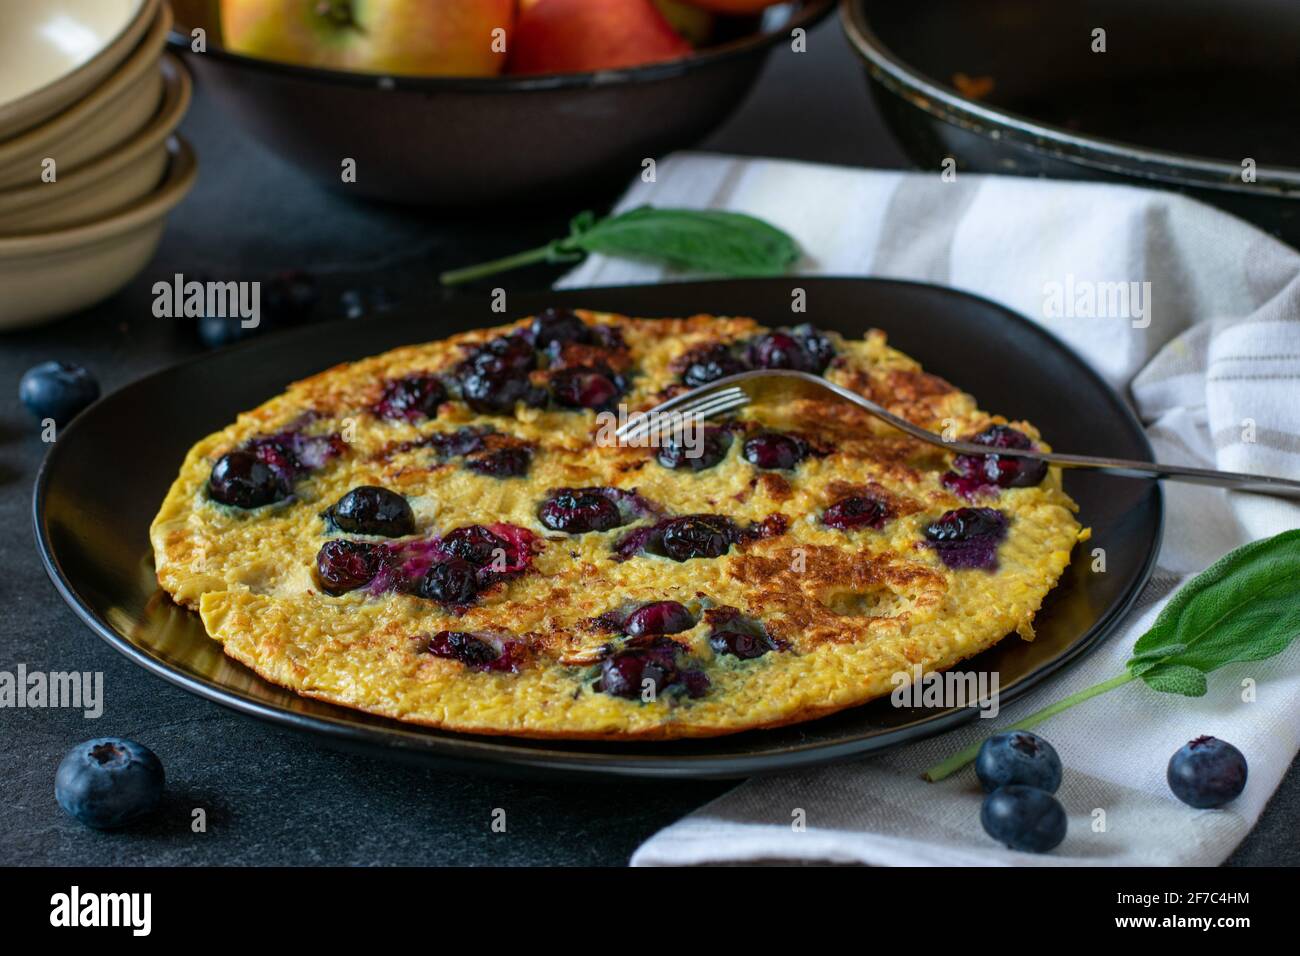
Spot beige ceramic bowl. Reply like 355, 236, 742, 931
0, 136, 196, 331
0, 0, 159, 140
0, 2, 172, 190
0, 56, 191, 235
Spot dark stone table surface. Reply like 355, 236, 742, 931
2, 18, 1293, 866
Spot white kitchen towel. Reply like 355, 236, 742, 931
557, 153, 1300, 866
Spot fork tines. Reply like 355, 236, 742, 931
614, 387, 749, 445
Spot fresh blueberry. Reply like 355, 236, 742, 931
538, 489, 624, 534
975, 731, 1063, 794
656, 426, 733, 471
196, 313, 262, 349
465, 447, 532, 479
980, 786, 1067, 853
441, 525, 507, 566
341, 289, 366, 321
262, 270, 318, 326
417, 558, 479, 604
822, 494, 891, 531
55, 738, 165, 829
658, 514, 736, 562
208, 450, 290, 508
924, 507, 1008, 570
529, 307, 589, 349
549, 366, 620, 410
624, 601, 694, 637
316, 539, 384, 594
373, 374, 447, 421
323, 486, 414, 537
678, 343, 747, 387
19, 361, 100, 426
1167, 736, 1248, 809
951, 425, 1047, 490
340, 285, 398, 320
742, 432, 807, 470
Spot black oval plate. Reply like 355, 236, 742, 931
33, 279, 1161, 779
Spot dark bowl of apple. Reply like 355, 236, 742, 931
168, 0, 833, 207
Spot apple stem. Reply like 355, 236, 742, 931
440, 241, 579, 286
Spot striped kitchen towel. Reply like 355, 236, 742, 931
558, 153, 1300, 866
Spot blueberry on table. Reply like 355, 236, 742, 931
980, 785, 1067, 854
196, 313, 263, 350
55, 738, 164, 830
1167, 736, 1248, 809
262, 270, 318, 325
208, 450, 290, 509
975, 731, 1063, 794
18, 361, 100, 426
324, 486, 415, 537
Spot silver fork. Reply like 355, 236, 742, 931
614, 369, 1300, 499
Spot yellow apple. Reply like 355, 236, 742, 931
220, 0, 514, 77
654, 0, 714, 47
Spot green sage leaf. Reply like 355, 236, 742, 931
559, 206, 800, 277
1126, 529, 1300, 692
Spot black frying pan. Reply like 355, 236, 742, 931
842, 0, 1300, 247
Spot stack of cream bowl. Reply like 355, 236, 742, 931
0, 0, 197, 330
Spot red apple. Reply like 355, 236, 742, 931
674, 0, 785, 13
509, 0, 693, 75
221, 0, 514, 76
520, 0, 713, 45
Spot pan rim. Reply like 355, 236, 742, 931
840, 0, 1300, 196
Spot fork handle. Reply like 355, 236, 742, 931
1036, 452, 1300, 499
